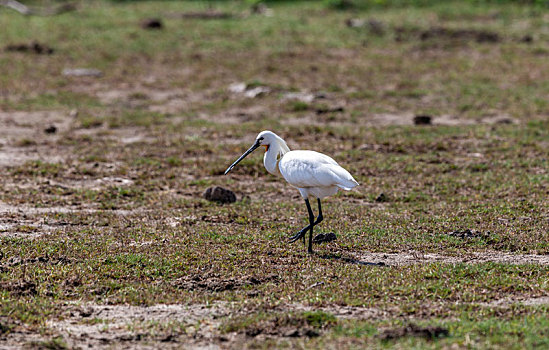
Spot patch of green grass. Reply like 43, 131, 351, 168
11, 160, 64, 178
15, 138, 37, 147
329, 312, 549, 349
78, 115, 104, 129
4, 91, 102, 111
303, 311, 338, 328
28, 336, 69, 350
290, 101, 310, 112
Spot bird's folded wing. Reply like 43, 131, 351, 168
312, 164, 358, 190
280, 158, 357, 189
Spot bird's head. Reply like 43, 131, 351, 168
224, 130, 289, 175
255, 130, 279, 151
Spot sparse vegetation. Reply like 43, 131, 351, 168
0, 0, 547, 348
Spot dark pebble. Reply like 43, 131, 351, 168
414, 115, 432, 125
44, 125, 57, 134
520, 35, 533, 43
141, 18, 163, 29
375, 193, 387, 202
316, 106, 344, 114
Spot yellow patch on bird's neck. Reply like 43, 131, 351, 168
263, 145, 269, 151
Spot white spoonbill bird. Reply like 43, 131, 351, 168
224, 130, 359, 253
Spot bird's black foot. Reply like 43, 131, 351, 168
288, 226, 309, 243
289, 220, 323, 244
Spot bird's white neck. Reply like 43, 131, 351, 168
264, 137, 290, 176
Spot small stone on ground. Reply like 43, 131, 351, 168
414, 115, 432, 125
141, 18, 163, 29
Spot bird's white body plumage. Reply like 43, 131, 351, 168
224, 130, 359, 253
257, 131, 359, 199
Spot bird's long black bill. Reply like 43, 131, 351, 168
224, 141, 260, 175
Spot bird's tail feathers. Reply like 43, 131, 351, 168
336, 184, 358, 191
336, 178, 359, 191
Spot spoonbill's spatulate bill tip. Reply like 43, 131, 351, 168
224, 139, 261, 175
224, 130, 359, 253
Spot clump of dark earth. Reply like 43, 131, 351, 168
44, 125, 57, 134
329, 0, 355, 10
375, 193, 388, 202
0, 256, 73, 272
0, 280, 37, 296
448, 229, 490, 239
316, 106, 344, 114
0, 321, 11, 335
378, 323, 449, 340
6, 256, 47, 266
395, 26, 500, 44
168, 10, 234, 20
246, 325, 318, 338
141, 18, 163, 29
414, 115, 432, 125
420, 27, 500, 43
203, 186, 236, 204
5, 41, 54, 54
492, 117, 515, 124
63, 275, 83, 288
368, 19, 386, 36
173, 273, 279, 292
243, 314, 322, 338
520, 35, 533, 43
313, 232, 337, 244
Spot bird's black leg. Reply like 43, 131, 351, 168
316, 198, 323, 225
306, 199, 315, 253
308, 199, 324, 253
289, 198, 324, 246
289, 199, 315, 244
